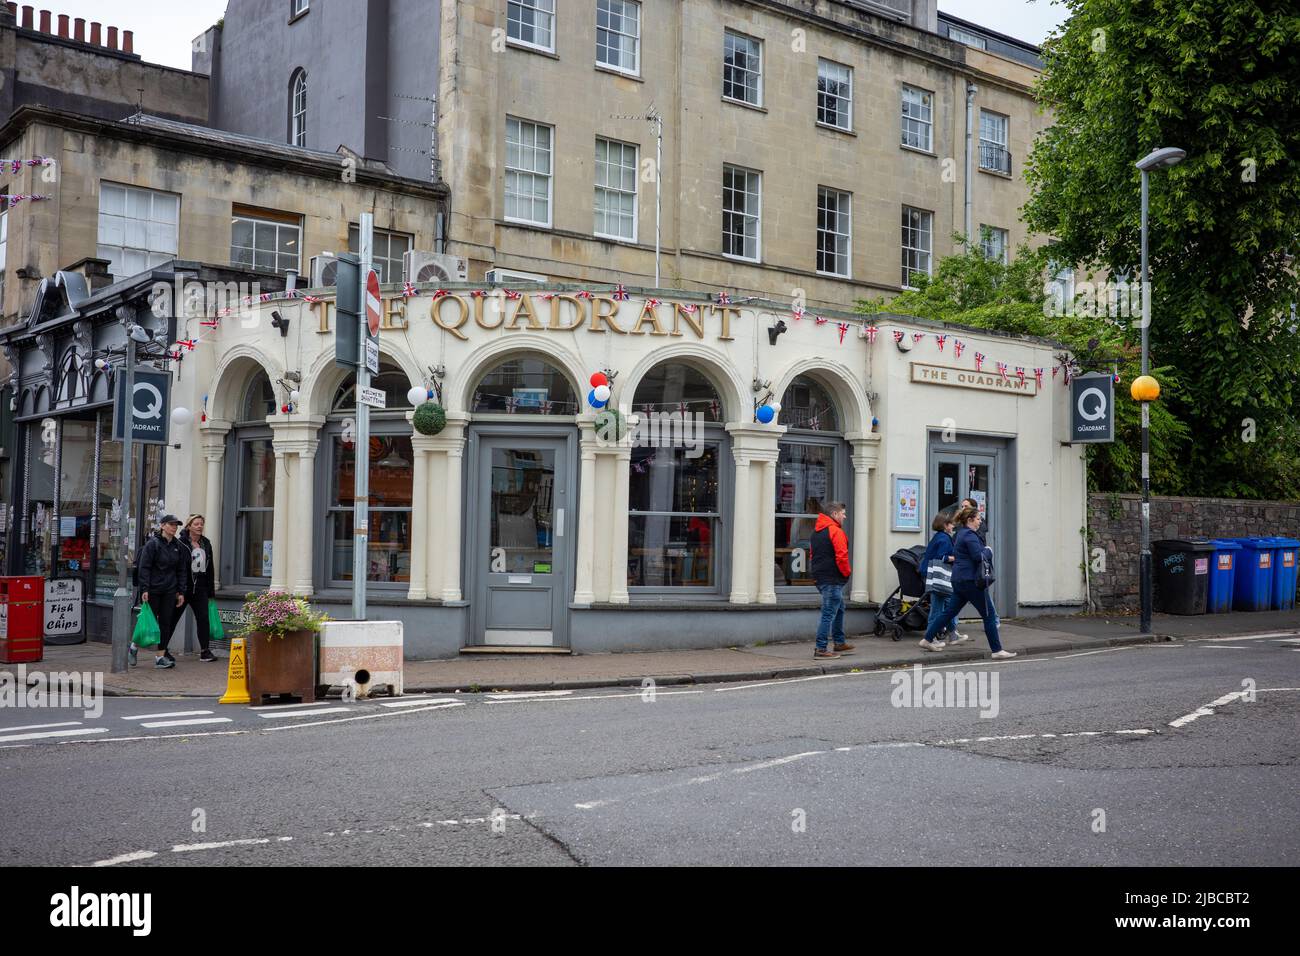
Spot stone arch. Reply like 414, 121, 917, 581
450, 336, 587, 416
772, 357, 871, 435
621, 342, 749, 423
209, 345, 282, 423
300, 343, 424, 417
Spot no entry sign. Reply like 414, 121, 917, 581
366, 270, 381, 338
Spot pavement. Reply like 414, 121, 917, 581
22, 606, 1300, 698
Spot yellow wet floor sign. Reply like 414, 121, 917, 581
219, 637, 251, 705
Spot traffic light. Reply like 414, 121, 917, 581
334, 252, 361, 370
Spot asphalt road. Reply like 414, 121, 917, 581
1, 632, 1297, 866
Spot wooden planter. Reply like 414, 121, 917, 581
246, 629, 317, 705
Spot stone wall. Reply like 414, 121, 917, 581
1087, 493, 1300, 609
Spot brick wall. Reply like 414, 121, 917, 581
1087, 494, 1300, 609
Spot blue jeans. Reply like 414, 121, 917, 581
933, 583, 1003, 653
923, 590, 956, 643
816, 583, 846, 650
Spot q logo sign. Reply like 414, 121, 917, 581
1071, 374, 1114, 443
134, 382, 164, 420
1077, 386, 1107, 422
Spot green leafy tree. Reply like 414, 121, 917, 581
857, 240, 1190, 494
1023, 0, 1300, 499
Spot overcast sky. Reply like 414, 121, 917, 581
74, 0, 1069, 71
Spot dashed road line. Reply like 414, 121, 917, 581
378, 697, 458, 707
0, 727, 108, 742
485, 690, 574, 699
247, 700, 336, 710
0, 720, 82, 733
258, 707, 351, 719
139, 717, 234, 729
122, 710, 213, 721
1169, 689, 1251, 728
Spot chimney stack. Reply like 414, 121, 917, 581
21, 4, 33, 29
106, 25, 117, 49
122, 30, 133, 54
73, 16, 83, 41
37, 7, 48, 32
57, 12, 67, 37
89, 20, 99, 44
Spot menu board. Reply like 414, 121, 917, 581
44, 578, 84, 638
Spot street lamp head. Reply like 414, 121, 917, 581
1136, 147, 1186, 172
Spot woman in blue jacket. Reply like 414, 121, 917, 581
923, 505, 1016, 658
918, 508, 969, 651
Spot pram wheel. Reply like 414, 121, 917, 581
890, 626, 902, 641
873, 621, 885, 636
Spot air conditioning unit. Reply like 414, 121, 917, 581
310, 254, 340, 288
403, 250, 468, 284
484, 268, 548, 285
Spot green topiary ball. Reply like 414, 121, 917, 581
594, 408, 626, 442
413, 401, 446, 436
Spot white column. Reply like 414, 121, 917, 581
292, 450, 315, 596
270, 448, 290, 591
729, 454, 752, 603
573, 433, 597, 605
847, 435, 881, 604
609, 448, 631, 604
425, 450, 446, 600
757, 458, 777, 604
441, 444, 464, 601
407, 444, 430, 600
204, 452, 223, 591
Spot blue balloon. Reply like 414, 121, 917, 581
756, 404, 775, 424
588, 389, 607, 409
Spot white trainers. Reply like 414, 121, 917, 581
990, 650, 1017, 659
918, 638, 946, 652
946, 632, 972, 645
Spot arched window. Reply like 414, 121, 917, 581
232, 368, 276, 583
240, 370, 276, 423
628, 362, 727, 590
289, 69, 307, 147
331, 363, 414, 415
471, 354, 577, 415
775, 374, 846, 589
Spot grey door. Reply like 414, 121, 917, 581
474, 437, 569, 646
930, 451, 1001, 609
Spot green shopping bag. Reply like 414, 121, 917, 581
133, 602, 161, 648
207, 601, 225, 642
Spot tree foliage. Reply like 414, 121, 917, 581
1023, 0, 1300, 499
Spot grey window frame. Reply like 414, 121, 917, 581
816, 58, 853, 131
900, 85, 934, 152
901, 205, 933, 288
979, 109, 1011, 174
347, 224, 412, 283
723, 30, 763, 106
722, 164, 761, 262
816, 186, 852, 278
774, 432, 850, 596
289, 69, 307, 147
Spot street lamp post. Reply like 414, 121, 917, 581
1135, 146, 1185, 634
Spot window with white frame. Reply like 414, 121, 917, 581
901, 205, 932, 287
291, 0, 308, 18
722, 165, 761, 261
507, 0, 555, 52
289, 69, 307, 147
946, 25, 986, 49
723, 30, 762, 106
230, 206, 302, 275
505, 117, 553, 227
596, 0, 640, 74
817, 59, 852, 130
980, 225, 1008, 264
817, 187, 851, 277
901, 85, 933, 151
96, 182, 180, 280
348, 225, 412, 282
1047, 257, 1076, 314
594, 137, 638, 241
979, 109, 1011, 174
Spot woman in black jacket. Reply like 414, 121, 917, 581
132, 515, 190, 668
178, 514, 218, 662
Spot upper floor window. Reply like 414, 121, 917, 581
594, 137, 638, 241
96, 182, 180, 280
505, 117, 554, 227
980, 225, 1009, 264
596, 0, 640, 74
508, 0, 555, 53
901, 205, 933, 288
291, 0, 309, 17
946, 25, 986, 49
901, 85, 933, 152
979, 109, 1011, 174
231, 205, 302, 276
723, 30, 762, 106
722, 165, 761, 262
817, 187, 851, 278
289, 69, 307, 147
817, 59, 852, 130
348, 225, 412, 283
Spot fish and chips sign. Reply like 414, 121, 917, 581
910, 362, 1038, 397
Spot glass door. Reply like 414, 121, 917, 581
930, 451, 1000, 609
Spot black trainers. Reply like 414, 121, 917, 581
163, 650, 175, 663
154, 656, 175, 669
128, 645, 138, 667
199, 650, 218, 663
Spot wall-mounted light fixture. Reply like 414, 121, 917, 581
768, 319, 787, 346
270, 310, 290, 337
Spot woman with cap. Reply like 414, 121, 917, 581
178, 514, 218, 663
129, 514, 190, 668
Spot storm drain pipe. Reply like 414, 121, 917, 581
964, 81, 977, 245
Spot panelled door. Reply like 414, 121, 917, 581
931, 452, 1000, 609
473, 436, 570, 646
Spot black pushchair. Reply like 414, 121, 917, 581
873, 545, 932, 640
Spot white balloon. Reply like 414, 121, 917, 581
769, 402, 782, 414
594, 384, 612, 402
171, 406, 193, 426
406, 385, 427, 406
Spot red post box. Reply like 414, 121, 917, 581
0, 576, 45, 664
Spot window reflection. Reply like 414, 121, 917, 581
627, 444, 719, 587
472, 356, 577, 415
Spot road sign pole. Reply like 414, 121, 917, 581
352, 214, 373, 621
110, 328, 136, 673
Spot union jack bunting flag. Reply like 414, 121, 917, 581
470, 289, 487, 298
504, 289, 521, 300
715, 292, 731, 305
935, 334, 947, 351
953, 339, 965, 359
539, 292, 556, 300
175, 339, 196, 351
893, 330, 906, 343
836, 322, 850, 343
1051, 366, 1059, 378
710, 399, 720, 419
814, 315, 828, 326
505, 396, 518, 413
199, 320, 220, 328
678, 401, 689, 417
613, 284, 629, 301
302, 294, 323, 303
646, 298, 661, 308
792, 306, 805, 321
679, 304, 698, 314
1015, 366, 1026, 383
996, 362, 1009, 379
576, 290, 594, 299
431, 288, 449, 301
974, 352, 985, 370
864, 325, 878, 343
912, 331, 925, 343
403, 282, 417, 298
1034, 368, 1045, 387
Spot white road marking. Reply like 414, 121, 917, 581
713, 673, 844, 692
484, 689, 704, 704
248, 700, 336, 710
261, 701, 465, 731
139, 717, 234, 729
378, 697, 457, 707
484, 690, 574, 699
1257, 687, 1300, 692
1199, 645, 1249, 650
257, 707, 351, 719
1052, 647, 1134, 659
733, 751, 825, 774
92, 850, 159, 867
1196, 632, 1300, 642
122, 710, 213, 720
172, 838, 270, 853
0, 720, 82, 733
1169, 689, 1251, 728
0, 727, 108, 742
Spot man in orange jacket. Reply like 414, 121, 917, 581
809, 502, 854, 658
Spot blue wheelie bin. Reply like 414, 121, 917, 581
1266, 536, 1299, 611
1205, 539, 1241, 613
1230, 538, 1275, 611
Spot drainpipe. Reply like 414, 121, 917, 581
964, 81, 977, 246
